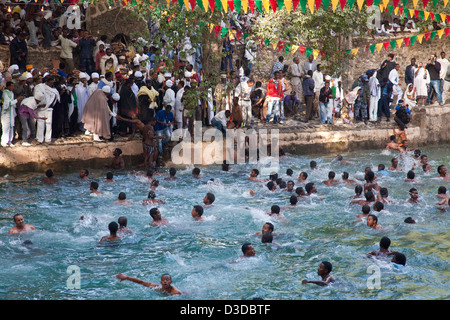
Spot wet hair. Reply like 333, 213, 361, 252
380, 187, 388, 197
269, 173, 278, 181
222, 162, 230, 171
267, 181, 276, 190
437, 165, 444, 174
438, 186, 447, 194
148, 191, 156, 199
389, 135, 396, 141
90, 181, 99, 190
368, 214, 378, 223
169, 167, 177, 176
393, 252, 407, 266
336, 155, 343, 161
279, 181, 287, 189
82, 169, 89, 176
365, 191, 375, 201
118, 216, 127, 227
362, 204, 371, 214
321, 261, 333, 273
305, 182, 315, 194
373, 201, 384, 212
310, 161, 317, 169
286, 169, 293, 176
149, 208, 159, 218
409, 188, 417, 194
420, 154, 427, 160
118, 192, 126, 200
414, 149, 421, 157
378, 164, 386, 171
300, 172, 308, 179
422, 164, 430, 171
407, 170, 415, 179
114, 148, 122, 155
192, 167, 200, 175
365, 171, 375, 182
152, 180, 159, 187
271, 205, 280, 214
106, 172, 114, 180
404, 217, 416, 224
193, 205, 204, 217
295, 187, 305, 196
242, 243, 253, 255
355, 185, 363, 195
380, 236, 391, 250
45, 169, 54, 177
264, 222, 274, 232
205, 192, 215, 204
289, 195, 298, 205
276, 177, 283, 185
252, 168, 259, 176
108, 221, 119, 234
262, 232, 273, 243
328, 171, 336, 179
342, 172, 349, 179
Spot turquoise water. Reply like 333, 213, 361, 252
0, 144, 449, 300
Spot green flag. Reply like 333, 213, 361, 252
410, 35, 417, 45
369, 44, 376, 54
430, 30, 437, 40
305, 47, 313, 58
299, 0, 307, 12
390, 40, 396, 50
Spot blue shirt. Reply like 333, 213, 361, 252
378, 170, 391, 177
154, 110, 174, 131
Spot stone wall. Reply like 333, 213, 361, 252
0, 46, 61, 73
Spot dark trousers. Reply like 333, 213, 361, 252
304, 95, 314, 121
377, 94, 390, 119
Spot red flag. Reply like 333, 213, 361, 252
414, 10, 419, 18
403, 37, 411, 46
424, 32, 431, 41
189, 0, 196, 9
236, 31, 242, 39
214, 25, 222, 36
339, 0, 346, 10
422, 0, 429, 7
446, 15, 450, 24
228, 0, 234, 11
269, 0, 277, 11
292, 0, 300, 10
277, 41, 284, 51
208, 0, 215, 11
249, 0, 255, 12
315, 0, 322, 10
445, 28, 450, 37
299, 46, 306, 55
399, 7, 403, 16
383, 42, 389, 50
366, 0, 373, 5
430, 12, 435, 20
392, 0, 399, 6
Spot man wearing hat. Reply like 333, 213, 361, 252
89, 72, 100, 95
81, 86, 114, 141
1, 81, 23, 147
34, 76, 60, 144
163, 80, 176, 111
75, 72, 91, 131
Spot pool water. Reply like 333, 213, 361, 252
0, 144, 449, 300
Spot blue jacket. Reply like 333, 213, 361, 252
302, 77, 315, 96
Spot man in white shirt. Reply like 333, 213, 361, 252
388, 63, 403, 107
211, 109, 231, 137
163, 80, 176, 110
368, 70, 381, 122
437, 51, 449, 102
288, 56, 304, 108
34, 76, 60, 144
312, 64, 324, 119
235, 78, 255, 127
89, 72, 100, 95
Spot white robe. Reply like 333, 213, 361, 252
174, 87, 184, 123
414, 68, 430, 97
75, 83, 90, 123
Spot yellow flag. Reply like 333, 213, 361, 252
357, 0, 364, 10
291, 45, 299, 54
262, 0, 270, 12
376, 43, 383, 53
331, 0, 339, 12
272, 42, 278, 50
221, 0, 228, 12
445, 0, 449, 7
424, 11, 430, 21
382, 0, 389, 7
396, 39, 403, 48
441, 14, 447, 22
394, 6, 399, 15
379, 4, 384, 12
417, 34, 424, 43
284, 0, 292, 12
437, 29, 445, 38
313, 49, 320, 60
242, 0, 248, 13
351, 48, 359, 56
209, 23, 214, 33
307, 0, 314, 13
409, 9, 414, 18
184, 0, 190, 10
412, 0, 418, 8
166, 0, 170, 6
202, 0, 209, 11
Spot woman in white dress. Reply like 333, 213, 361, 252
413, 62, 430, 107
403, 84, 417, 110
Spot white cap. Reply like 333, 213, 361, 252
8, 64, 19, 74
35, 92, 45, 101
134, 71, 143, 78
25, 72, 33, 79
164, 72, 172, 78
91, 72, 99, 79
112, 93, 120, 101
119, 55, 126, 60
42, 72, 50, 78
165, 80, 173, 87
79, 72, 87, 79
325, 75, 331, 81
184, 71, 192, 78
102, 85, 111, 93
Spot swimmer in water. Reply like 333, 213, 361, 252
372, 201, 384, 212
310, 161, 318, 170
367, 236, 393, 258
385, 135, 400, 151
104, 172, 116, 183
391, 252, 407, 266
377, 164, 392, 177
302, 261, 335, 286
297, 171, 308, 184
114, 192, 131, 204
115, 273, 181, 295
351, 190, 376, 206
422, 163, 431, 173
192, 167, 201, 179
255, 222, 275, 236
437, 186, 449, 200
341, 172, 357, 185
8, 214, 36, 234
90, 181, 101, 195
437, 165, 450, 180
149, 208, 168, 226
366, 214, 383, 230
377, 187, 392, 204
352, 185, 364, 199
436, 198, 450, 211
104, 148, 125, 171
143, 191, 166, 205
150, 179, 159, 190
283, 180, 295, 192
335, 154, 349, 165
191, 205, 204, 221
164, 167, 179, 180
405, 170, 421, 183
266, 181, 277, 192
407, 188, 419, 204
41, 169, 59, 184
80, 169, 89, 180
389, 157, 403, 171
241, 243, 256, 257
284, 195, 298, 208
203, 192, 215, 207
323, 171, 339, 186
117, 216, 133, 234
356, 204, 371, 219
363, 171, 380, 193
267, 205, 285, 219
295, 187, 306, 199
99, 221, 121, 242
261, 232, 281, 246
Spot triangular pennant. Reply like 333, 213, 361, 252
423, 32, 431, 41
373, 0, 380, 5
262, 0, 270, 12
399, 7, 404, 16
403, 37, 411, 46
389, 40, 396, 50
394, 6, 399, 15
264, 39, 271, 47
430, 30, 437, 40
292, 0, 299, 10
277, 41, 284, 51
437, 29, 444, 38
276, 0, 284, 10
432, 0, 439, 5
315, 0, 322, 10
248, 0, 255, 12
429, 12, 435, 21
209, 23, 215, 33
331, 0, 339, 11
201, 0, 209, 11
393, 0, 399, 6
412, 0, 418, 8
241, 0, 248, 12
339, 0, 346, 11
220, 0, 228, 11
189, 0, 196, 9
299, 46, 306, 55
284, 44, 291, 54
376, 43, 384, 53
445, 0, 449, 7
306, 47, 313, 58
272, 42, 278, 50
396, 39, 403, 48
347, 0, 356, 9
209, 0, 215, 11
440, 13, 446, 22
243, 32, 250, 39
417, 33, 424, 43
221, 27, 229, 38
424, 11, 430, 20
356, 0, 364, 10
312, 49, 320, 59
382, 42, 389, 50
308, 0, 315, 12
447, 14, 450, 23
369, 44, 376, 54
379, 4, 385, 13
410, 35, 417, 45
418, 10, 424, 20
351, 48, 359, 56
388, 5, 394, 15
322, 0, 331, 7
445, 28, 450, 37
366, 0, 374, 5
284, 0, 292, 11
214, 25, 222, 36
300, 0, 308, 11
291, 45, 299, 54
422, 0, 429, 7
409, 9, 414, 17
269, 0, 277, 11
229, 0, 237, 11
382, 0, 389, 7
215, 0, 222, 11
414, 10, 419, 18
402, 0, 408, 6
255, 0, 262, 11
183, 0, 190, 10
